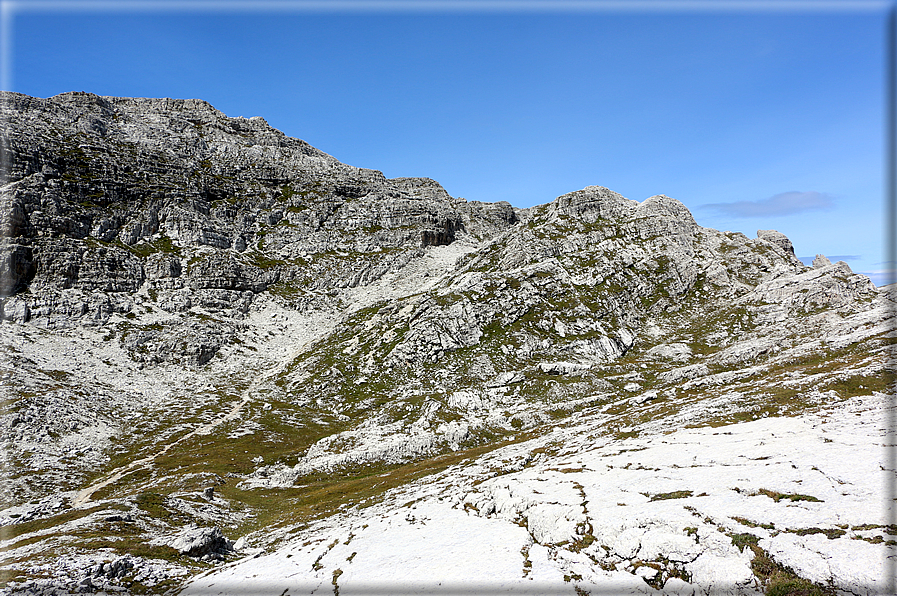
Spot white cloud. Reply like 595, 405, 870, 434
701, 191, 834, 218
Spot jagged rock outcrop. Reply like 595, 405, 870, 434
757, 228, 797, 258
812, 253, 832, 268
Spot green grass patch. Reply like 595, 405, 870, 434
1, 505, 107, 542
248, 251, 286, 270
740, 540, 835, 595
756, 489, 822, 503
91, 468, 153, 501
218, 436, 523, 538
790, 527, 845, 539
135, 492, 172, 520
765, 574, 834, 596
731, 532, 759, 552
648, 490, 692, 501
822, 374, 888, 398
266, 282, 304, 299
732, 516, 775, 530
614, 430, 640, 440
81, 536, 182, 563
724, 515, 836, 595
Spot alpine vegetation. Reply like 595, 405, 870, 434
0, 92, 893, 595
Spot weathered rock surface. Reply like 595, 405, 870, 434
159, 525, 231, 559
0, 91, 892, 595
812, 253, 832, 268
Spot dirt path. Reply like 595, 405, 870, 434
71, 312, 337, 509
70, 265, 447, 509
71, 392, 255, 508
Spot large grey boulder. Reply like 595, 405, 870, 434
165, 526, 231, 558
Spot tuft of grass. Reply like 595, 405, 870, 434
568, 532, 596, 553
756, 489, 822, 503
615, 430, 640, 440
648, 490, 692, 501
332, 568, 343, 596
765, 573, 834, 596
731, 532, 759, 552
790, 527, 845, 540
733, 516, 775, 530
42, 369, 71, 381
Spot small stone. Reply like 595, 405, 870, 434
630, 390, 658, 405
635, 565, 658, 579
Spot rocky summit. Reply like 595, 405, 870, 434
0, 91, 894, 595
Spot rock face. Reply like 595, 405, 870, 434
0, 92, 893, 596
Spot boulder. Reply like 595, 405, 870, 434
1, 295, 30, 322
166, 526, 231, 557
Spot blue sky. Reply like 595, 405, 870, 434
3, 0, 892, 284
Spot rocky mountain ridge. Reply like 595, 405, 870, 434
0, 91, 893, 595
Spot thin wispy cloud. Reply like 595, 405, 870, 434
701, 191, 834, 218
798, 254, 860, 266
